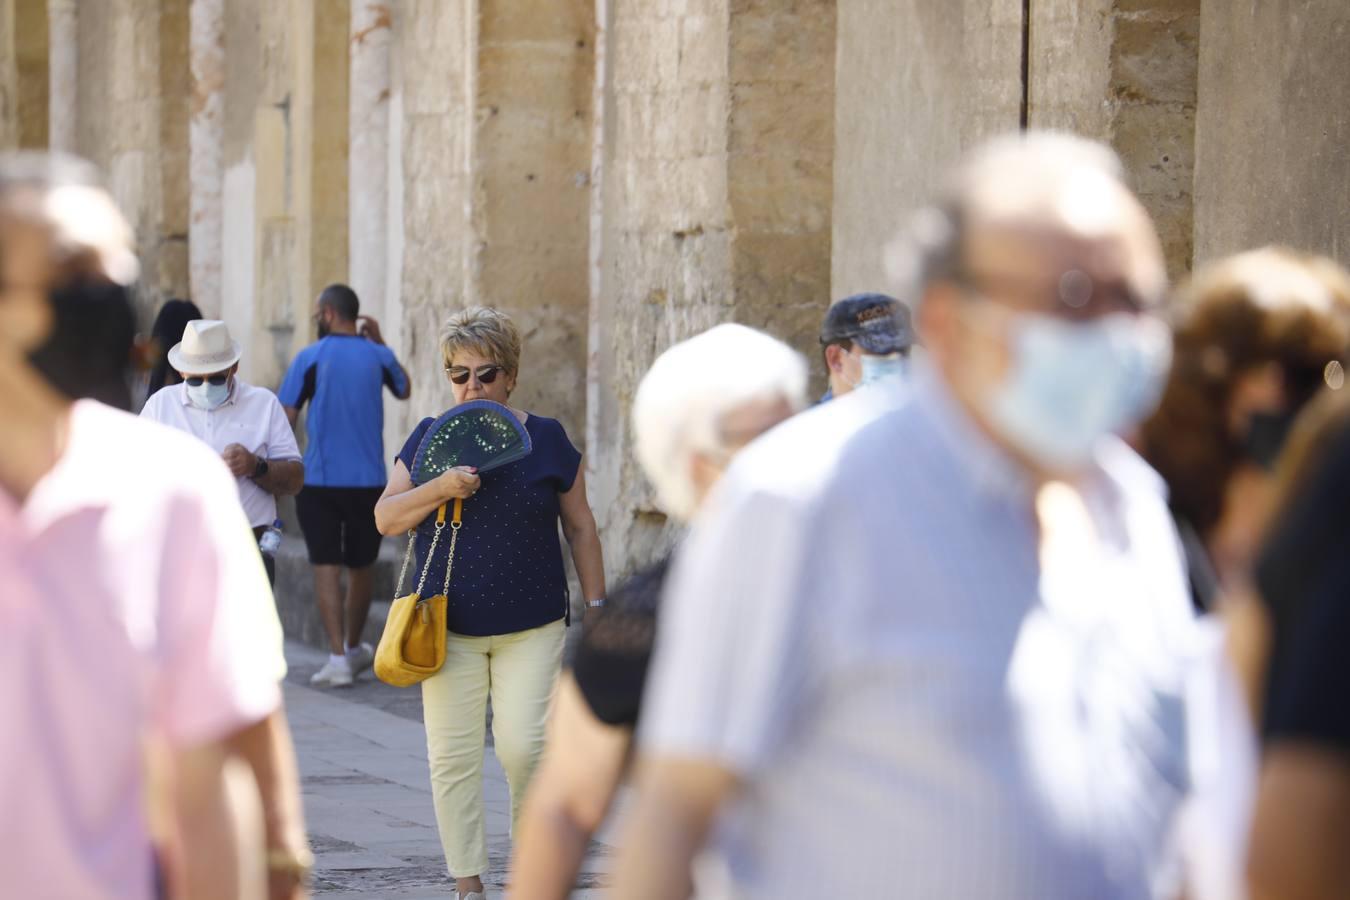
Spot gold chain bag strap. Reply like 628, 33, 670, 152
374, 497, 463, 687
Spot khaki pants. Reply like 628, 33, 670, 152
421, 619, 565, 877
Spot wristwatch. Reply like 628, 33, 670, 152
587, 598, 606, 608
253, 456, 270, 479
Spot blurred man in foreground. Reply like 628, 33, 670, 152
612, 132, 1200, 899
0, 153, 307, 899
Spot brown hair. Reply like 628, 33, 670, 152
1140, 247, 1350, 536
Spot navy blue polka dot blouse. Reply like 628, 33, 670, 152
396, 413, 582, 637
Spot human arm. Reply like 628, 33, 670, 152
362, 319, 412, 400
373, 458, 480, 535
509, 676, 631, 900
284, 406, 299, 430
609, 756, 740, 900
559, 463, 605, 604
222, 444, 305, 497
1248, 744, 1350, 900
170, 741, 267, 900
226, 708, 311, 900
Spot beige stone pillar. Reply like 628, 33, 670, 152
389, 1, 596, 450
349, 0, 390, 324
0, 0, 16, 150
1193, 0, 1350, 263
46, 0, 76, 151
189, 0, 224, 315
1029, 0, 1200, 277
831, 0, 1023, 300
588, 0, 836, 574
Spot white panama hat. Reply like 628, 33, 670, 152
167, 319, 242, 374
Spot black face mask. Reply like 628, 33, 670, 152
1243, 409, 1299, 471
27, 276, 137, 411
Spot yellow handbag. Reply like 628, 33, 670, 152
374, 498, 463, 687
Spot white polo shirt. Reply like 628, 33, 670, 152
141, 379, 302, 528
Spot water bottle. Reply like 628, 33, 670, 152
259, 519, 283, 556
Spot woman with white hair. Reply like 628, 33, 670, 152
508, 323, 807, 899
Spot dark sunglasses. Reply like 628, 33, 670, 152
185, 373, 229, 387
446, 364, 505, 386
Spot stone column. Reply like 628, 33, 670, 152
189, 0, 225, 315
588, 0, 836, 575
1193, 0, 1350, 263
831, 0, 1023, 300
349, 0, 391, 323
1029, 0, 1200, 277
46, 0, 77, 151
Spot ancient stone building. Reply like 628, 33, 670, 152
2, 0, 1349, 581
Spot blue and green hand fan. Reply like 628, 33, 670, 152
411, 399, 533, 486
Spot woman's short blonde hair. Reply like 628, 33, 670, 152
440, 306, 522, 375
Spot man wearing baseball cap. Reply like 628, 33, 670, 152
818, 292, 915, 400
140, 318, 305, 582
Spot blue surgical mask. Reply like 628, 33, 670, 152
978, 310, 1171, 472
187, 379, 231, 411
860, 353, 908, 387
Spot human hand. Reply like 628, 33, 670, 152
357, 316, 384, 344
222, 443, 257, 478
435, 466, 480, 501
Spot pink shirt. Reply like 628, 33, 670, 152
0, 401, 286, 899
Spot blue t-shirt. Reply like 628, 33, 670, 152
278, 335, 408, 487
396, 413, 582, 637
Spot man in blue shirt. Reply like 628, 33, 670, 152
280, 284, 411, 687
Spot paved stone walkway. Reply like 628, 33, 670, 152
284, 641, 613, 898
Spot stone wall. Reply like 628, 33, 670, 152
588, 0, 836, 577
74, 0, 190, 324
830, 0, 1023, 301
13, 0, 46, 149
1193, 0, 1350, 264
1030, 0, 1200, 278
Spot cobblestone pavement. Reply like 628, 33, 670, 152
284, 641, 614, 898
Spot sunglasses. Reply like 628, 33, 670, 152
185, 373, 229, 387
446, 364, 506, 386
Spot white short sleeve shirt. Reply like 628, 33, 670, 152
140, 379, 302, 527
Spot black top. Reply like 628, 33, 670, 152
396, 413, 582, 637
1255, 418, 1350, 752
572, 555, 671, 728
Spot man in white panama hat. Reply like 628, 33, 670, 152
141, 318, 305, 582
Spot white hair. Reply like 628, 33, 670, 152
633, 323, 808, 522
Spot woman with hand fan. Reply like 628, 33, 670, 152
374, 306, 605, 900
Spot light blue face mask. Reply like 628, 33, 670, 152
860, 353, 908, 387
979, 311, 1172, 472
186, 379, 231, 411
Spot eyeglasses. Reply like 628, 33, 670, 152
185, 373, 229, 387
446, 364, 505, 386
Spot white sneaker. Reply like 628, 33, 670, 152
309, 657, 353, 688
346, 642, 375, 677
459, 893, 485, 900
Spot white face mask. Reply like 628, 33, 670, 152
860, 353, 908, 387
975, 309, 1172, 472
186, 378, 231, 411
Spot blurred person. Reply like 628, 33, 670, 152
0, 153, 308, 899
1239, 385, 1350, 900
611, 132, 1203, 899
141, 297, 204, 402
818, 291, 914, 400
1139, 248, 1350, 611
140, 319, 304, 584
509, 324, 807, 899
280, 283, 411, 687
374, 306, 605, 900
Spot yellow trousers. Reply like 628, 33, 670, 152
421, 619, 565, 877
